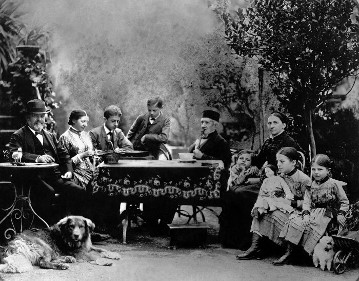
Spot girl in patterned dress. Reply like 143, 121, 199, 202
279, 154, 349, 261
236, 147, 311, 262
59, 110, 95, 189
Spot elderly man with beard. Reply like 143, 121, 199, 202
8, 99, 88, 223
189, 110, 232, 171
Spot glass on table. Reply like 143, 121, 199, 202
11, 147, 22, 163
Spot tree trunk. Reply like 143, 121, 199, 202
258, 67, 265, 147
304, 106, 316, 159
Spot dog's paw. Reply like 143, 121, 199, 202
64, 256, 76, 263
100, 251, 121, 260
90, 258, 113, 266
56, 263, 70, 270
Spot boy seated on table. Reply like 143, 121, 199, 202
126, 97, 170, 160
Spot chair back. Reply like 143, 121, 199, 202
297, 151, 306, 171
158, 144, 172, 160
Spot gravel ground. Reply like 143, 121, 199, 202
0, 207, 358, 281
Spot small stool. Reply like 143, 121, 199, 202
167, 223, 210, 249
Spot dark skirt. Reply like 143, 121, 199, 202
219, 183, 260, 250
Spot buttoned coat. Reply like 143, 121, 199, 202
188, 130, 232, 170
8, 125, 73, 173
126, 113, 170, 152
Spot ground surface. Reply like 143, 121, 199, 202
1, 207, 358, 281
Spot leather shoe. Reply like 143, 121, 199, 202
91, 232, 111, 243
236, 233, 262, 260
272, 243, 293, 266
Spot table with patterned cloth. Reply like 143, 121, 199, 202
92, 160, 225, 204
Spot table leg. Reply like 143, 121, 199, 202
27, 184, 50, 228
0, 181, 49, 240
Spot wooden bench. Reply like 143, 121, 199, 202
167, 223, 210, 249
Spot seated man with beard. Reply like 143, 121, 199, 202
8, 99, 88, 224
189, 109, 232, 173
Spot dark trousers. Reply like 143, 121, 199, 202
90, 193, 120, 231
219, 184, 260, 250
142, 199, 178, 226
31, 175, 88, 224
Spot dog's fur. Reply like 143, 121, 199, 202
0, 216, 120, 273
312, 236, 335, 271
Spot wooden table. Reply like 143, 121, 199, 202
0, 162, 58, 240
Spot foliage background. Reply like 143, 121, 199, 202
15, 0, 257, 147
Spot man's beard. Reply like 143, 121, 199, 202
33, 122, 44, 132
200, 129, 207, 138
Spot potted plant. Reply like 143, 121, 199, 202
2, 44, 59, 128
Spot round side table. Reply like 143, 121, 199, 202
0, 162, 58, 240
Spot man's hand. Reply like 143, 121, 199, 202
337, 214, 346, 226
80, 150, 94, 159
114, 147, 122, 153
37, 154, 55, 163
247, 166, 259, 175
61, 172, 73, 179
141, 135, 147, 144
193, 149, 203, 159
251, 207, 260, 218
302, 214, 310, 227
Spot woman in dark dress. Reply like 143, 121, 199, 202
220, 112, 302, 250
254, 112, 302, 168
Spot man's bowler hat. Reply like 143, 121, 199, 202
26, 99, 50, 114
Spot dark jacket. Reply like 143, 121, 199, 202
254, 131, 302, 168
188, 131, 232, 170
126, 113, 170, 153
8, 125, 73, 173
89, 126, 133, 151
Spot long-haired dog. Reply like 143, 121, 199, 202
0, 216, 120, 273
312, 236, 335, 271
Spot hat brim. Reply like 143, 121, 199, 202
27, 110, 51, 114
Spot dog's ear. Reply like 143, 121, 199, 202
57, 216, 69, 228
84, 218, 95, 232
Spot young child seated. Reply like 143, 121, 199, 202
227, 150, 259, 191
252, 164, 294, 216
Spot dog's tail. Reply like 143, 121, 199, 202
0, 254, 33, 273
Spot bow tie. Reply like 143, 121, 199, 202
150, 118, 155, 122
35, 131, 41, 136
